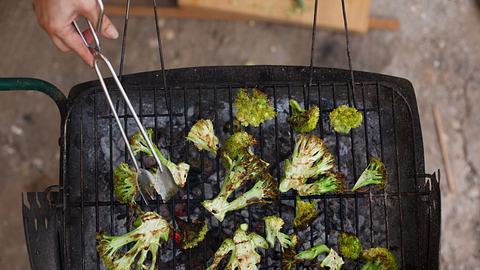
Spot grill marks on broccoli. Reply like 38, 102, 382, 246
280, 134, 345, 196
96, 212, 170, 270
206, 224, 268, 270
202, 132, 279, 222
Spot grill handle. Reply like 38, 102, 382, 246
0, 78, 67, 121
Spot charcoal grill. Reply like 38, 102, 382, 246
0, 0, 440, 269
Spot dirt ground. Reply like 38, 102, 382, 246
1, 0, 479, 269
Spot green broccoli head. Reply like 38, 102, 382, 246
186, 119, 219, 154
294, 196, 318, 229
264, 216, 296, 251
361, 247, 398, 270
113, 162, 138, 206
233, 88, 276, 127
206, 223, 268, 270
297, 172, 346, 196
179, 220, 208, 250
129, 128, 155, 156
130, 128, 190, 188
96, 211, 170, 270
279, 134, 336, 193
338, 232, 362, 260
287, 99, 320, 133
352, 157, 387, 191
320, 248, 345, 270
329, 104, 363, 134
220, 131, 257, 162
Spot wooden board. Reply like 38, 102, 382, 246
178, 0, 371, 33
105, 3, 399, 32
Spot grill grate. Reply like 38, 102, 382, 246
61, 66, 440, 269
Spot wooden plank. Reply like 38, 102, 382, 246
105, 3, 399, 32
178, 0, 371, 33
433, 106, 457, 192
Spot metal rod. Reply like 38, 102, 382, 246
119, 0, 131, 78
341, 0, 356, 92
307, 0, 319, 108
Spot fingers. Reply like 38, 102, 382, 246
56, 26, 94, 66
51, 35, 71, 53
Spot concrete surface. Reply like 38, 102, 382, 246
0, 0, 479, 269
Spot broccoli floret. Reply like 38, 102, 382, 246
338, 232, 362, 260
294, 196, 318, 229
203, 170, 278, 222
96, 211, 170, 270
279, 134, 336, 193
220, 131, 257, 162
296, 244, 331, 261
178, 219, 208, 250
320, 248, 345, 270
283, 244, 343, 270
361, 247, 398, 270
264, 216, 296, 251
352, 157, 387, 191
203, 132, 277, 221
233, 88, 276, 127
287, 99, 320, 133
130, 129, 190, 188
113, 162, 138, 206
186, 119, 219, 154
297, 172, 346, 196
329, 104, 363, 134
206, 224, 268, 270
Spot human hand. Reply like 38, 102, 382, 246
34, 0, 119, 66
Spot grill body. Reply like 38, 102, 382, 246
24, 66, 440, 269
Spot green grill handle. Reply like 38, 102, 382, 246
0, 78, 67, 119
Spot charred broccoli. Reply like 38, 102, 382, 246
361, 247, 398, 270
294, 196, 318, 229
338, 232, 362, 260
113, 162, 138, 206
297, 173, 346, 196
206, 223, 268, 270
287, 99, 320, 133
352, 157, 387, 191
264, 216, 297, 251
203, 132, 278, 221
186, 119, 219, 154
96, 211, 170, 270
279, 134, 344, 196
203, 168, 278, 221
329, 104, 363, 134
283, 244, 343, 270
178, 219, 208, 250
130, 129, 190, 188
233, 88, 276, 127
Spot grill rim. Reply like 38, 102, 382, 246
57, 65, 439, 269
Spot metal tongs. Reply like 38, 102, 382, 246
72, 0, 177, 204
